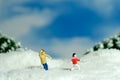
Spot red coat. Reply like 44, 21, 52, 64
71, 57, 80, 64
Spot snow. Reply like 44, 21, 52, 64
0, 49, 120, 80
116, 41, 120, 47
107, 40, 113, 48
2, 42, 8, 48
16, 42, 21, 46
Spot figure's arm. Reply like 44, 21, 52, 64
38, 53, 41, 58
77, 58, 80, 61
46, 53, 52, 59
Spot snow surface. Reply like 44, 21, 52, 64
0, 49, 120, 80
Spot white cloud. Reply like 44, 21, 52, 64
0, 9, 57, 38
79, 0, 114, 17
38, 0, 119, 18
92, 0, 113, 17
25, 37, 94, 59
45, 37, 94, 58
12, 6, 32, 14
0, 0, 58, 39
1, 0, 119, 19
39, 0, 116, 17
0, 0, 32, 20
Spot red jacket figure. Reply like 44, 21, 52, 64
71, 53, 80, 71
71, 57, 80, 64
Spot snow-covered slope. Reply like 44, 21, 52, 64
0, 49, 120, 80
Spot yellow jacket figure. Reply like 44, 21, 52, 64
39, 49, 51, 70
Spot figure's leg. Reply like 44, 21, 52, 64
76, 64, 80, 70
44, 63, 48, 70
43, 64, 46, 70
71, 64, 75, 71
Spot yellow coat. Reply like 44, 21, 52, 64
39, 52, 51, 64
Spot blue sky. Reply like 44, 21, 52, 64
0, 0, 120, 58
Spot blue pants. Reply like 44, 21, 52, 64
43, 63, 48, 70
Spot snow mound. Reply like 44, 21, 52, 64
0, 50, 40, 72
0, 49, 120, 80
0, 50, 67, 72
83, 49, 120, 63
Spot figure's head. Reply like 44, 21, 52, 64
72, 53, 76, 57
40, 49, 45, 53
